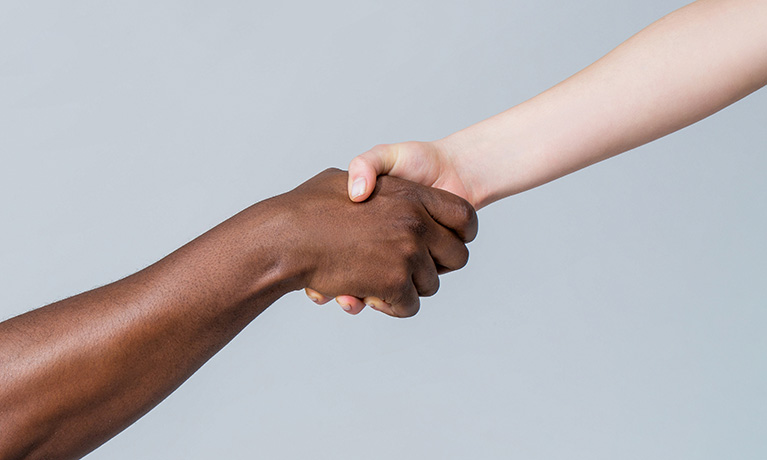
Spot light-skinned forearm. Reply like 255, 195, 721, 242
443, 0, 767, 208
332, 0, 766, 313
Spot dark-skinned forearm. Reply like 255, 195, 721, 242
0, 168, 478, 459
0, 198, 301, 460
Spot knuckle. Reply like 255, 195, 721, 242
457, 200, 478, 226
386, 185, 417, 203
400, 303, 420, 318
384, 271, 409, 294
422, 277, 440, 297
388, 304, 404, 318
406, 250, 423, 269
402, 216, 429, 239
390, 303, 418, 318
351, 144, 390, 171
455, 245, 470, 269
321, 167, 342, 175
397, 272, 413, 291
369, 143, 390, 154
387, 287, 420, 318
397, 236, 423, 260
348, 156, 369, 172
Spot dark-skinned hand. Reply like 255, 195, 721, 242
271, 168, 477, 317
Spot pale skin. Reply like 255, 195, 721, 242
308, 0, 767, 312
0, 169, 477, 459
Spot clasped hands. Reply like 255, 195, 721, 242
274, 167, 477, 318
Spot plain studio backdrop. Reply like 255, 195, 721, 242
1, 1, 765, 459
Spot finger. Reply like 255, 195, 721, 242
417, 185, 479, 243
388, 283, 420, 318
305, 288, 333, 305
363, 296, 392, 314
347, 144, 400, 202
418, 214, 471, 273
336, 295, 366, 315
411, 250, 440, 297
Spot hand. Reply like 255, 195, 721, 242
279, 168, 477, 317
305, 142, 479, 313
347, 140, 474, 205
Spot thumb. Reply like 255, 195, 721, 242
347, 144, 400, 202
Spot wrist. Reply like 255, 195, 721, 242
167, 197, 310, 315
236, 197, 314, 298
435, 130, 496, 209
437, 102, 543, 208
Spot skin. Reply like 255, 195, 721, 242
309, 0, 767, 311
0, 168, 477, 460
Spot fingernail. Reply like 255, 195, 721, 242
341, 303, 352, 312
351, 177, 366, 199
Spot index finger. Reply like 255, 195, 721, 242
415, 184, 479, 243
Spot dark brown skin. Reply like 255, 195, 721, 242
0, 168, 477, 460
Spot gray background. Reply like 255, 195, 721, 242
1, 1, 765, 458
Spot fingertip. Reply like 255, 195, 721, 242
463, 203, 480, 243
363, 297, 393, 315
348, 150, 387, 202
336, 295, 366, 315
305, 288, 332, 305
392, 288, 420, 318
349, 176, 369, 202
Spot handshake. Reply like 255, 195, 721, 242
245, 166, 477, 318
0, 146, 479, 459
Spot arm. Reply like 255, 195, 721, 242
346, 0, 767, 208
0, 168, 476, 460
313, 0, 767, 310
